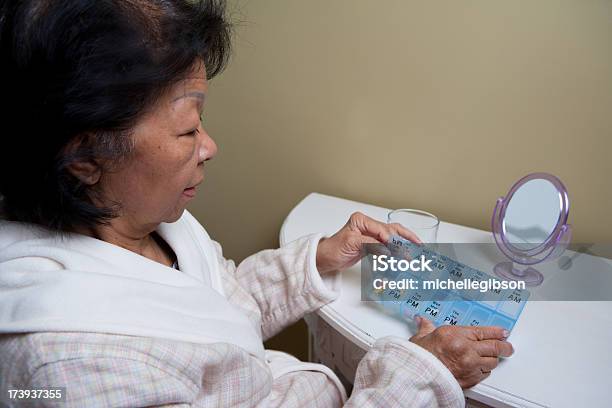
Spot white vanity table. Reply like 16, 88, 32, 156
279, 193, 612, 408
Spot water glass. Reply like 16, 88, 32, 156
387, 209, 439, 243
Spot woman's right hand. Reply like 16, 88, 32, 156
409, 316, 514, 388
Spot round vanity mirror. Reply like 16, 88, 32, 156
503, 178, 563, 251
492, 173, 572, 286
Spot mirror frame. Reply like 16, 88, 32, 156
492, 172, 571, 265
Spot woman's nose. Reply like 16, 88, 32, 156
197, 126, 217, 164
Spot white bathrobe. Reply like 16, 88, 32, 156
0, 211, 464, 407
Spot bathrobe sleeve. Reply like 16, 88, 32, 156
210, 236, 465, 407
344, 336, 465, 407
212, 233, 341, 340
16, 333, 464, 408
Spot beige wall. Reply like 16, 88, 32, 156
189, 0, 612, 357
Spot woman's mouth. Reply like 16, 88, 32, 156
183, 177, 204, 199
182, 187, 197, 198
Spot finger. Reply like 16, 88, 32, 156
469, 326, 509, 341
387, 222, 423, 244
349, 213, 393, 243
411, 315, 436, 340
479, 356, 499, 372
459, 371, 489, 389
361, 236, 391, 257
479, 370, 492, 382
360, 236, 381, 244
475, 340, 514, 358
350, 213, 422, 245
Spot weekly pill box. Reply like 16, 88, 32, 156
372, 236, 530, 332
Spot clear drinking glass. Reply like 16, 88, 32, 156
387, 209, 440, 243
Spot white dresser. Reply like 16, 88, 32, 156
280, 193, 612, 408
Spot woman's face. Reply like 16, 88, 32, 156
99, 61, 217, 229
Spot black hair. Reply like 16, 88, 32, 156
0, 0, 231, 232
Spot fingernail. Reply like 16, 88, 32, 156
502, 330, 510, 338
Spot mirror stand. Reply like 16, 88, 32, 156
493, 261, 544, 286
491, 173, 572, 287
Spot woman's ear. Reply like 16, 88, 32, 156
63, 133, 102, 185
67, 161, 101, 185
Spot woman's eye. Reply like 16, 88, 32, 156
181, 128, 200, 137
180, 115, 204, 137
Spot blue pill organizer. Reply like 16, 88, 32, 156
371, 236, 530, 332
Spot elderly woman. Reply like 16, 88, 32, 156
0, 1, 513, 407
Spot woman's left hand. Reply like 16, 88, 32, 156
315, 212, 422, 275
